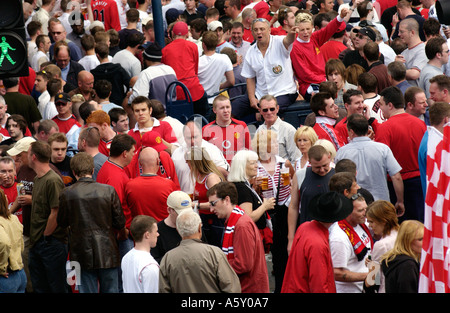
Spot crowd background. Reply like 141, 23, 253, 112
0, 0, 448, 294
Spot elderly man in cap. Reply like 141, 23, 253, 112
151, 190, 195, 263
159, 210, 241, 293
125, 147, 178, 222
129, 43, 178, 107
343, 26, 384, 71
282, 191, 353, 293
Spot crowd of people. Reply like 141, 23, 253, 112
0, 0, 447, 294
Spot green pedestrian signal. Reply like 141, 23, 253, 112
0, 36, 17, 66
0, 0, 28, 78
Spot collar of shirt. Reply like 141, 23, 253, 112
263, 116, 281, 131
315, 116, 336, 125
132, 117, 160, 132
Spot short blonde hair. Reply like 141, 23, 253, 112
295, 12, 313, 25
294, 125, 318, 147
314, 139, 336, 160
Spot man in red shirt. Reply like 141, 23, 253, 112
161, 21, 211, 119
208, 181, 269, 293
0, 156, 18, 220
375, 86, 427, 222
125, 147, 178, 222
96, 133, 136, 266
52, 92, 81, 136
127, 96, 178, 152
91, 0, 122, 31
202, 96, 251, 164
281, 191, 353, 293
86, 110, 118, 157
310, 92, 345, 151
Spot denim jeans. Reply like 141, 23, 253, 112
29, 235, 68, 293
0, 269, 27, 293
79, 268, 119, 293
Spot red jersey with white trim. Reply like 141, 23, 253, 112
202, 118, 251, 164
91, 0, 121, 31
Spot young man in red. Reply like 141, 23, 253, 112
127, 96, 178, 152
375, 86, 427, 222
52, 92, 81, 136
310, 92, 346, 151
91, 0, 121, 31
161, 21, 211, 118
202, 96, 251, 165
96, 133, 136, 271
86, 110, 118, 157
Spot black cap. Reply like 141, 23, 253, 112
143, 42, 162, 61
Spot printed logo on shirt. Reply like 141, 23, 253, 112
272, 65, 283, 75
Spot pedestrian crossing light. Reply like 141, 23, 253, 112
0, 0, 28, 78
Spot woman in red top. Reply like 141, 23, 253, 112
187, 147, 225, 247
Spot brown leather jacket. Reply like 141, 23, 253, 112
57, 177, 126, 269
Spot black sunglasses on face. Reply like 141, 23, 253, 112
261, 107, 276, 113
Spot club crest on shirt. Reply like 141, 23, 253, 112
272, 65, 283, 75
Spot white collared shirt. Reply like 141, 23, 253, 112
241, 35, 297, 99
256, 117, 301, 163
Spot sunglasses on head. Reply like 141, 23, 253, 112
261, 107, 276, 113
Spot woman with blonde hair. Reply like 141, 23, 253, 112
293, 126, 318, 171
186, 146, 225, 247
314, 139, 337, 167
0, 189, 26, 293
365, 200, 400, 293
381, 220, 424, 293
251, 129, 294, 292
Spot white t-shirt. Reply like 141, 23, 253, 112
121, 248, 159, 293
329, 222, 371, 293
172, 140, 229, 194
198, 53, 233, 103
31, 50, 49, 72
78, 54, 100, 72
112, 49, 142, 78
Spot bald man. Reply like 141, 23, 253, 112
53, 44, 85, 88
125, 147, 178, 221
69, 71, 99, 102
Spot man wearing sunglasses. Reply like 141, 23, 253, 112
255, 95, 300, 163
51, 92, 81, 136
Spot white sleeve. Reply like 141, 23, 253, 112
140, 263, 160, 293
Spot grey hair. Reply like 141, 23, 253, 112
228, 149, 258, 182
0, 95, 5, 105
176, 210, 202, 238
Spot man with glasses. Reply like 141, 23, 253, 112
48, 22, 82, 62
419, 36, 449, 99
207, 181, 269, 293
255, 95, 300, 163
235, 17, 298, 121
343, 26, 382, 71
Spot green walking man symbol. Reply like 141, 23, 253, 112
0, 36, 16, 66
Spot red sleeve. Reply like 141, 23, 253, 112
159, 121, 178, 143
107, 2, 121, 31
312, 17, 345, 48
254, 1, 269, 18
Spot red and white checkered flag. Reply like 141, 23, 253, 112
419, 124, 450, 293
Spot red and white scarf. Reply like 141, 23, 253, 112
222, 206, 245, 260
338, 219, 374, 261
